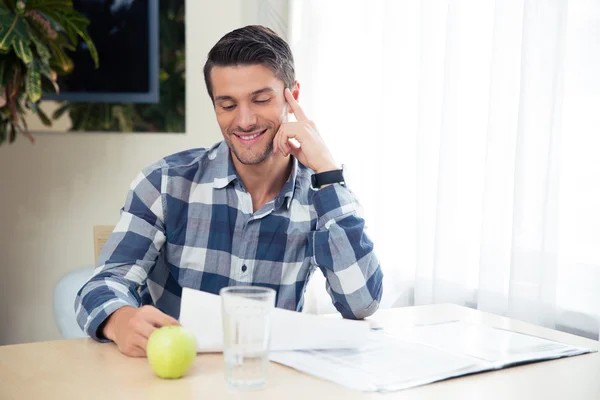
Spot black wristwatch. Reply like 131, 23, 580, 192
311, 167, 345, 189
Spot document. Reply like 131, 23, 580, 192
269, 320, 595, 392
178, 287, 370, 352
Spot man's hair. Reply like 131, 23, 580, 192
203, 25, 295, 101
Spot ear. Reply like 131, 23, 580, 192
288, 81, 301, 113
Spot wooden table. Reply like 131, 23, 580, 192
1, 304, 599, 399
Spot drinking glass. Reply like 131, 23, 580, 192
220, 286, 276, 391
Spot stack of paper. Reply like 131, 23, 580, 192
269, 320, 595, 392
179, 288, 594, 392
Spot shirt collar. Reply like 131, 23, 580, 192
211, 141, 299, 210
281, 156, 298, 209
211, 141, 238, 189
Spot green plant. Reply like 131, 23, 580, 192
0, 0, 98, 145
55, 0, 185, 133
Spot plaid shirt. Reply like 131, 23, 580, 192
75, 141, 383, 342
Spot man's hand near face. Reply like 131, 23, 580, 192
273, 88, 340, 174
102, 305, 180, 357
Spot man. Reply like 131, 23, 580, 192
75, 25, 383, 357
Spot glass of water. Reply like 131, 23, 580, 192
220, 286, 276, 391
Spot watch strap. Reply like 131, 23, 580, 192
311, 168, 345, 188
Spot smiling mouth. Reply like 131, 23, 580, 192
234, 129, 267, 141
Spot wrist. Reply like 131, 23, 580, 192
103, 306, 134, 341
314, 162, 341, 174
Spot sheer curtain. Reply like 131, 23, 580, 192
283, 0, 600, 339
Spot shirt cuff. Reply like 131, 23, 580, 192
312, 183, 359, 230
86, 299, 136, 343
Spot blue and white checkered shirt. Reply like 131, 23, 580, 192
75, 141, 383, 341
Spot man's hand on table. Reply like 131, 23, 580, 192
103, 305, 180, 357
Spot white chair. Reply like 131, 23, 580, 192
53, 265, 95, 338
52, 225, 114, 339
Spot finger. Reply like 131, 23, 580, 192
122, 346, 145, 358
273, 127, 281, 154
136, 320, 157, 339
277, 126, 293, 156
132, 347, 146, 358
281, 131, 290, 156
284, 88, 308, 121
120, 339, 147, 358
135, 333, 149, 352
129, 343, 147, 358
278, 126, 288, 155
276, 127, 285, 155
145, 308, 180, 328
272, 130, 279, 154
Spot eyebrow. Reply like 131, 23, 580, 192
214, 87, 275, 102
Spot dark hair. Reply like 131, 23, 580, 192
203, 25, 295, 101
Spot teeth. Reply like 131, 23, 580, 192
239, 131, 262, 140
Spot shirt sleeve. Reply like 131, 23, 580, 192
74, 165, 167, 342
309, 183, 384, 319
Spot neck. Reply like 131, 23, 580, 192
231, 151, 292, 212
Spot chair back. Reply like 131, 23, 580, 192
53, 225, 115, 338
93, 225, 115, 262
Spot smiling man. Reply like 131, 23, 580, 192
75, 25, 383, 357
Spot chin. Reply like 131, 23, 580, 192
232, 144, 274, 166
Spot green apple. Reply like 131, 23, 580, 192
147, 325, 197, 379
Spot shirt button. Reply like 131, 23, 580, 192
241, 264, 247, 272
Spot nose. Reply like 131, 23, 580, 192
234, 104, 257, 131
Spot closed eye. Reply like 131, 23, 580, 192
255, 99, 271, 104
222, 105, 236, 111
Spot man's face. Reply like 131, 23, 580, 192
210, 64, 289, 165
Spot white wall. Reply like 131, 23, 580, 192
0, 0, 262, 345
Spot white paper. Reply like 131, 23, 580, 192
387, 320, 589, 365
178, 287, 370, 352
269, 320, 595, 392
270, 331, 482, 392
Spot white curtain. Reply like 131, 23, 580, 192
281, 0, 600, 339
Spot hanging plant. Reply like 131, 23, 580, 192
54, 0, 185, 133
0, 0, 98, 145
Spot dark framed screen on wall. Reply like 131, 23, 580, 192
44, 0, 160, 104
36, 0, 185, 133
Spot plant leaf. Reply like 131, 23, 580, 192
0, 15, 18, 50
60, 15, 98, 67
41, 74, 57, 94
36, 104, 52, 126
52, 102, 70, 119
0, 59, 7, 87
35, 57, 52, 80
0, 2, 11, 14
0, 13, 28, 51
26, 60, 41, 102
12, 38, 32, 63
112, 105, 133, 132
26, 24, 51, 59
8, 122, 16, 143
25, 0, 73, 11
37, 8, 98, 67
48, 40, 73, 74
0, 120, 6, 145
3, 0, 16, 11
